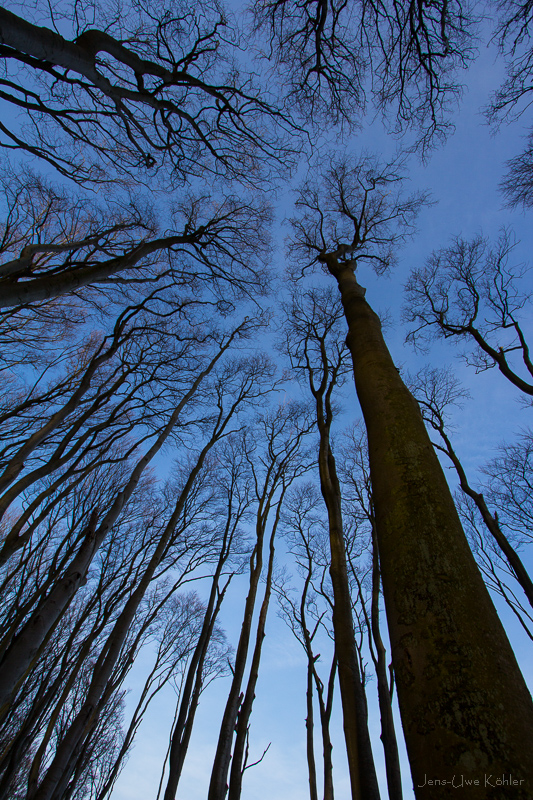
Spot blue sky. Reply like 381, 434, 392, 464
2, 4, 533, 799
110, 33, 533, 798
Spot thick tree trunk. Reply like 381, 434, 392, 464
330, 261, 533, 798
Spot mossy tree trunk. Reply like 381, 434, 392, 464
328, 257, 533, 799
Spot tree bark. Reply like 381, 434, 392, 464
318, 440, 380, 800
227, 512, 278, 800
369, 524, 403, 800
329, 259, 533, 798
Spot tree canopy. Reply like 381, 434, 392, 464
1, 2, 533, 799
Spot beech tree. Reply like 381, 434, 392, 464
339, 424, 403, 800
207, 402, 312, 800
253, 0, 476, 150
404, 230, 533, 396
275, 482, 337, 800
281, 286, 380, 800
289, 152, 533, 796
2, 0, 533, 797
0, 1, 294, 185
0, 168, 272, 308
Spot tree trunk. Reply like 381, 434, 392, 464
318, 439, 380, 800
207, 532, 264, 800
227, 514, 278, 800
305, 656, 319, 800
162, 574, 230, 800
370, 524, 403, 800
330, 260, 533, 798
31, 424, 228, 800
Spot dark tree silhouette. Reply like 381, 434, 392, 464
289, 152, 533, 797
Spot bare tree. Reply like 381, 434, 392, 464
0, 1, 294, 185
484, 430, 533, 542
404, 230, 533, 396
0, 169, 272, 307
158, 438, 251, 800
276, 482, 337, 800
253, 0, 476, 150
207, 401, 312, 800
340, 424, 403, 800
25, 351, 276, 800
485, 0, 533, 206
0, 314, 259, 712
289, 151, 533, 796
281, 286, 380, 800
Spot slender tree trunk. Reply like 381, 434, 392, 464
329, 260, 533, 797
31, 424, 228, 800
317, 437, 380, 800
0, 511, 99, 716
305, 656, 319, 800
227, 511, 279, 800
0, 334, 235, 715
317, 656, 336, 800
207, 531, 264, 800
162, 574, 230, 800
369, 524, 403, 800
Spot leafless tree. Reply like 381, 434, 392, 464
158, 438, 251, 800
281, 286, 380, 800
0, 1, 295, 185
21, 350, 276, 800
485, 0, 533, 205
484, 429, 533, 542
207, 401, 312, 800
289, 151, 533, 795
275, 482, 337, 800
253, 0, 477, 151
0, 168, 273, 307
339, 424, 403, 800
405, 230, 533, 396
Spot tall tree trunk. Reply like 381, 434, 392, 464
207, 526, 265, 800
369, 523, 403, 800
329, 260, 533, 798
162, 573, 230, 800
305, 655, 319, 800
0, 334, 235, 714
227, 509, 279, 800
31, 422, 229, 800
317, 439, 380, 800
317, 656, 336, 800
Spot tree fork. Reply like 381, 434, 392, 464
327, 257, 533, 798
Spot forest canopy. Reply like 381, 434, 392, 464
1, 1, 533, 800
